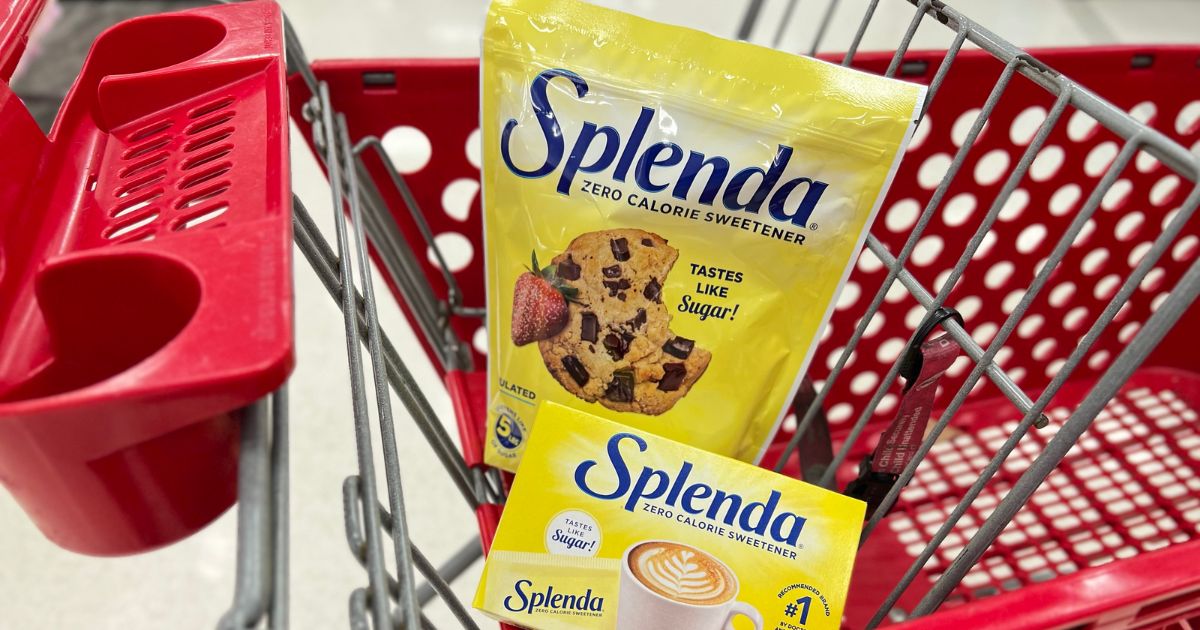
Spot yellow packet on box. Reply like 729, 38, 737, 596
473, 402, 866, 630
482, 0, 925, 471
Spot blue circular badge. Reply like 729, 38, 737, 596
494, 406, 524, 450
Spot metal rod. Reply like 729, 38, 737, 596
735, 0, 765, 40
415, 539, 485, 607
218, 398, 272, 630
270, 387, 290, 630
341, 116, 421, 629
885, 0, 930, 77
919, 27, 968, 121
409, 546, 482, 630
291, 196, 479, 509
318, 82, 394, 630
349, 166, 456, 370
841, 0, 880, 66
912, 245, 1200, 616
772, 0, 800, 49
282, 12, 318, 95
355, 138, 464, 313
808, 0, 840, 56
864, 237, 1040, 415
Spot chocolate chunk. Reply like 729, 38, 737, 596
605, 369, 635, 403
557, 255, 581, 281
603, 332, 631, 360
627, 308, 646, 330
580, 312, 599, 343
562, 355, 589, 386
602, 265, 622, 278
617, 292, 626, 301
663, 336, 695, 359
641, 238, 654, 246
658, 363, 686, 392
603, 278, 631, 296
643, 277, 661, 303
611, 238, 630, 261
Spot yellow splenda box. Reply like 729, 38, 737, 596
473, 402, 866, 630
482, 0, 925, 472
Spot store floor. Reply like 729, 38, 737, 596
0, 1, 1197, 628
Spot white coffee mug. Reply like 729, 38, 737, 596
615, 540, 763, 630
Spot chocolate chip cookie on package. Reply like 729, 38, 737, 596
536, 228, 710, 415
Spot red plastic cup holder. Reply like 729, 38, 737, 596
0, 0, 292, 555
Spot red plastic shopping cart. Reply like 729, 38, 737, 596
0, 0, 292, 557
1, 0, 1199, 629
286, 26, 1200, 630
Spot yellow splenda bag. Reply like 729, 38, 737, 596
482, 0, 925, 471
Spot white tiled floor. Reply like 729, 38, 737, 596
1, 0, 1197, 628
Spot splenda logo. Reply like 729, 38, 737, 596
500, 68, 829, 228
574, 432, 808, 546
503, 579, 605, 615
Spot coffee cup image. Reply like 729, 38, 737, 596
616, 540, 763, 630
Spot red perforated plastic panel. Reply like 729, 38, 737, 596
847, 368, 1200, 628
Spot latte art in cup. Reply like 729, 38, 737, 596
628, 541, 735, 605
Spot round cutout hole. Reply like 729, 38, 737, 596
473, 326, 488, 354
999, 189, 1030, 222
1030, 146, 1065, 181
1017, 224, 1048, 254
382, 126, 433, 174
1101, 179, 1132, 212
1150, 175, 1181, 206
1067, 110, 1098, 142
1176, 101, 1200, 135
912, 236, 943, 266
1050, 184, 1082, 217
1084, 141, 1118, 178
858, 249, 884, 273
974, 150, 1010, 186
1011, 106, 1048, 145
919, 153, 954, 189
985, 261, 1014, 289
943, 193, 976, 227
909, 116, 933, 152
1115, 212, 1145, 242
441, 178, 479, 222
1129, 101, 1157, 125
466, 128, 483, 169
952, 108, 987, 147
887, 199, 921, 232
427, 232, 474, 272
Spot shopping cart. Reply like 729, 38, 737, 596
2, 0, 1200, 629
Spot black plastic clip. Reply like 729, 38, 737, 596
896, 306, 963, 391
845, 455, 900, 519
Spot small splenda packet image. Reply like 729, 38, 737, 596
481, 0, 926, 472
473, 402, 866, 630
